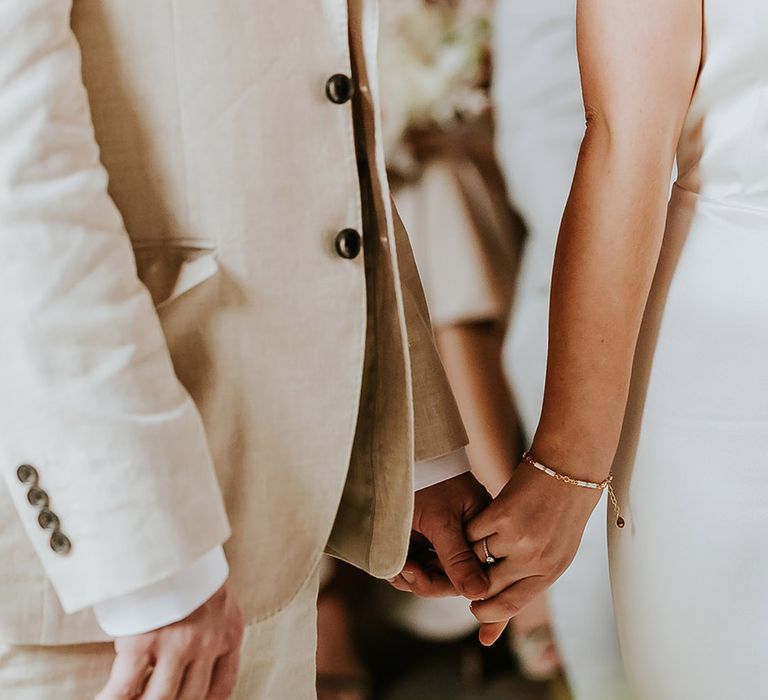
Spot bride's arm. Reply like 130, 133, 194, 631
532, 0, 702, 477
466, 0, 702, 644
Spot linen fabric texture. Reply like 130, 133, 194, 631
0, 0, 466, 645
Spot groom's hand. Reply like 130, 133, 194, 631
388, 472, 491, 600
96, 582, 244, 700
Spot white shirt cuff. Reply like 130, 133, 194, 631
93, 546, 229, 637
414, 448, 471, 491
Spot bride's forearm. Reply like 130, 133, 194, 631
530, 117, 676, 480
525, 0, 701, 482
465, 0, 702, 637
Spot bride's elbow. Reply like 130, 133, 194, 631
582, 103, 678, 162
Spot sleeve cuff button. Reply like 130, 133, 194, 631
27, 487, 49, 508
38, 509, 59, 531
16, 464, 38, 485
50, 531, 72, 556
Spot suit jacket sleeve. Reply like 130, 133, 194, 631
0, 0, 230, 614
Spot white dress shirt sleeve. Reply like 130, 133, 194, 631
414, 448, 471, 491
93, 546, 229, 638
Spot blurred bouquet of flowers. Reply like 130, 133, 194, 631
379, 0, 492, 166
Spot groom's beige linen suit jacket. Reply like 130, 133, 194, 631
0, 0, 465, 644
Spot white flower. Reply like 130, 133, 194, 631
379, 0, 491, 157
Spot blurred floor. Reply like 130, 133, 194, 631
383, 657, 570, 700
320, 566, 574, 700
359, 623, 572, 700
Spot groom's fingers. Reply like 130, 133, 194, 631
96, 648, 153, 700
141, 652, 186, 700
403, 564, 458, 598
429, 521, 489, 600
387, 574, 413, 593
178, 659, 216, 700
388, 561, 458, 597
208, 649, 240, 699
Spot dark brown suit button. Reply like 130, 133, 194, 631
27, 486, 48, 508
27, 487, 49, 508
38, 509, 59, 531
325, 74, 354, 104
16, 464, 38, 485
335, 229, 362, 259
50, 531, 71, 555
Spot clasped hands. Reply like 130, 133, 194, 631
389, 465, 601, 646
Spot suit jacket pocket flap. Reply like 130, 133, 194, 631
132, 241, 219, 309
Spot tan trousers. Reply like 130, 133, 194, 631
0, 569, 320, 700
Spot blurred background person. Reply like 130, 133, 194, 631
383, 0, 520, 502
316, 2, 570, 698
380, 0, 522, 664
492, 1, 630, 698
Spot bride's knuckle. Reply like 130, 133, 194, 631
515, 538, 543, 564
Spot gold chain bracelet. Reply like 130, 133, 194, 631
522, 451, 625, 528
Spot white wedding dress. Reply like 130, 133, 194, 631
609, 1, 768, 697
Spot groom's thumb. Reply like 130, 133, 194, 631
431, 521, 489, 600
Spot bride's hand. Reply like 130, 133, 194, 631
465, 460, 602, 646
